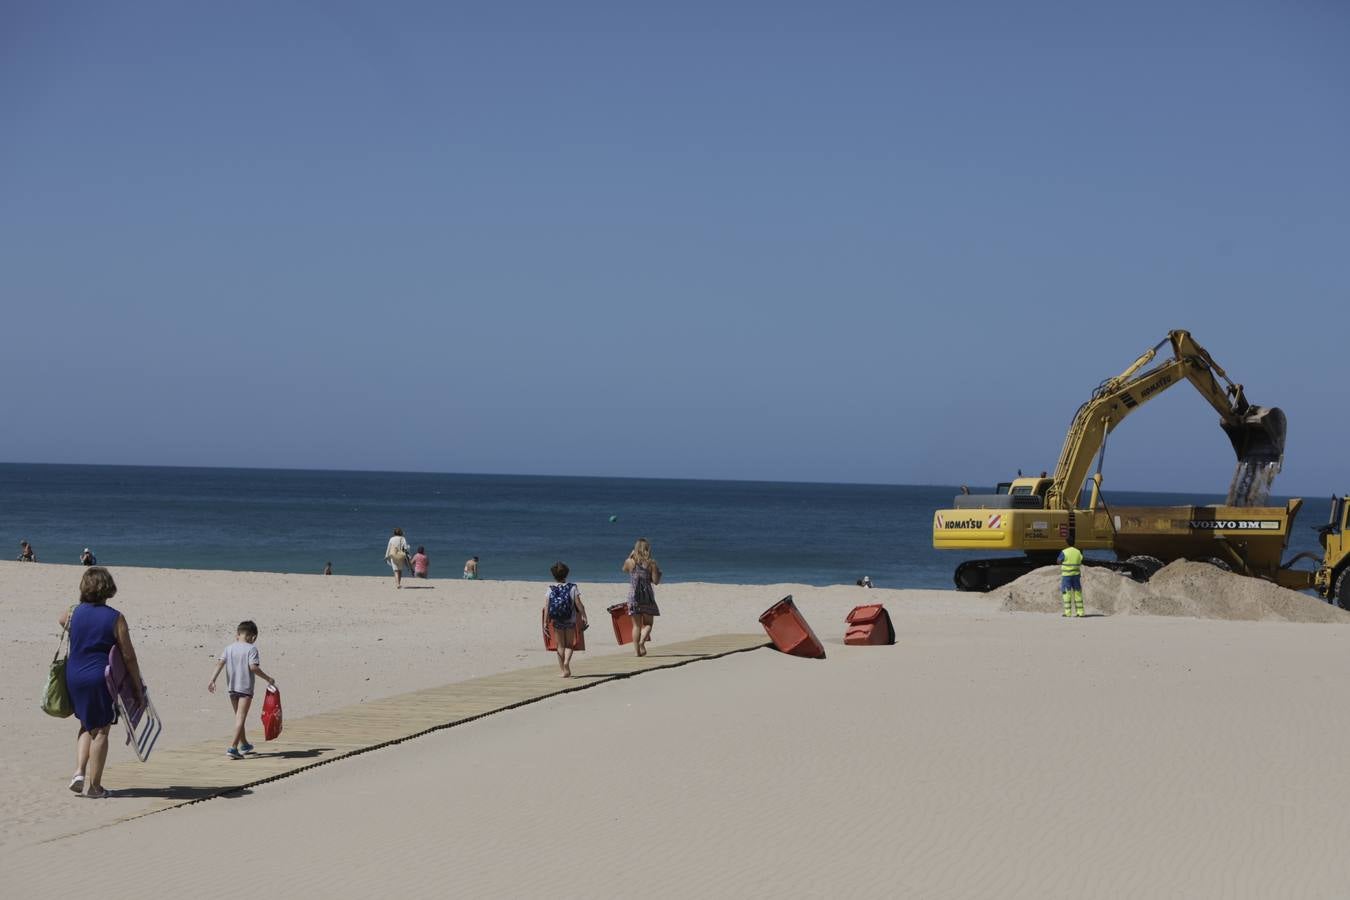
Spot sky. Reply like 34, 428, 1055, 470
2, 1, 1346, 495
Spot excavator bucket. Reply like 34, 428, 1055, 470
1222, 405, 1286, 464
1224, 406, 1287, 507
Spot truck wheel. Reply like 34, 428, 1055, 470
1124, 555, 1164, 581
1335, 568, 1350, 611
1205, 557, 1233, 572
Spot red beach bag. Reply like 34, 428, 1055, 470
261, 685, 283, 741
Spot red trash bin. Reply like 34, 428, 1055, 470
607, 602, 634, 645
844, 604, 895, 645
542, 608, 586, 652
758, 595, 825, 659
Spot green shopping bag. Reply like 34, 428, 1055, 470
41, 610, 74, 718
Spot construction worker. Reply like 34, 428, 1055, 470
1058, 538, 1085, 617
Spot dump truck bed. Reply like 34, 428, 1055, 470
932, 499, 1302, 576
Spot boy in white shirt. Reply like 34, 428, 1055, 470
208, 620, 277, 759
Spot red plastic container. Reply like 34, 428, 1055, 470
758, 595, 825, 659
608, 602, 634, 645
260, 685, 283, 740
542, 609, 586, 652
844, 604, 895, 646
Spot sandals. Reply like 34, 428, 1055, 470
84, 786, 109, 799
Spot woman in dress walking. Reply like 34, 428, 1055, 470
385, 527, 411, 588
622, 538, 662, 657
60, 567, 144, 798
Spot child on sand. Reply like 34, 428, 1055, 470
208, 620, 277, 759
546, 561, 585, 677
412, 546, 429, 578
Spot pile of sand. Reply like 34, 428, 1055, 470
996, 560, 1350, 623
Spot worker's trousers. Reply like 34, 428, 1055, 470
1060, 576, 1083, 617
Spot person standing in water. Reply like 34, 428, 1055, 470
622, 538, 662, 657
463, 556, 479, 579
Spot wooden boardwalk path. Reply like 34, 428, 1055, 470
91, 633, 767, 827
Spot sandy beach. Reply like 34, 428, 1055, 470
6, 560, 1350, 898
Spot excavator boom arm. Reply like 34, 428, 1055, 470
1044, 330, 1285, 510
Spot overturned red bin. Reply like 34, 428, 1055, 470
607, 602, 634, 645
542, 608, 586, 652
844, 604, 895, 646
758, 595, 825, 659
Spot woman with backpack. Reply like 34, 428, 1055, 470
622, 538, 662, 657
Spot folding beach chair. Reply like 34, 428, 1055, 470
105, 645, 163, 762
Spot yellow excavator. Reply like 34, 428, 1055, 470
933, 330, 1350, 605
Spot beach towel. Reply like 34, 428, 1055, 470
261, 684, 283, 740
105, 645, 162, 762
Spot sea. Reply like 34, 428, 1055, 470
0, 463, 1335, 590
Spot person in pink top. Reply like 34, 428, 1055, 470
412, 546, 429, 579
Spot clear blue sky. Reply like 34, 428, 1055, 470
2, 2, 1346, 494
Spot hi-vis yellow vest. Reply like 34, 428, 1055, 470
1060, 546, 1084, 577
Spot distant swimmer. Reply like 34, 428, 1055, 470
463, 556, 479, 580
80, 548, 96, 566
18, 540, 36, 562
323, 561, 332, 576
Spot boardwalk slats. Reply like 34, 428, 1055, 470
87, 634, 767, 829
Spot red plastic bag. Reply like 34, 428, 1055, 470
261, 685, 283, 741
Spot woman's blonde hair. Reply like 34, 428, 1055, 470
630, 538, 652, 565
79, 567, 118, 604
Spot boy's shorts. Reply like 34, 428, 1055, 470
229, 691, 253, 700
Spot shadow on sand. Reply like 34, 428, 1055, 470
249, 747, 336, 760
110, 786, 256, 801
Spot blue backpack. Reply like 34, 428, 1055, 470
547, 582, 575, 621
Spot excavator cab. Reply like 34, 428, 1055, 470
1319, 496, 1350, 607
1323, 496, 1348, 542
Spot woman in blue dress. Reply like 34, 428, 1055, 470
59, 567, 144, 798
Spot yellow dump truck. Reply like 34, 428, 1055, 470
932, 330, 1350, 605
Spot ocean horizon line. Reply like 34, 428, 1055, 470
0, 459, 1287, 500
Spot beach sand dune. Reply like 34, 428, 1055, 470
8, 562, 1350, 898
996, 560, 1350, 623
